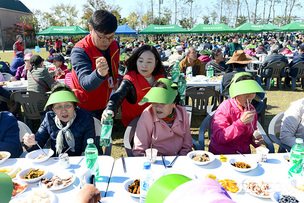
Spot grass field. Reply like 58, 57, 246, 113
1, 49, 303, 160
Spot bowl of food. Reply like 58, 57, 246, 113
228, 158, 258, 172
123, 178, 140, 198
187, 151, 215, 166
0, 151, 11, 164
17, 168, 47, 183
25, 149, 54, 163
271, 192, 300, 203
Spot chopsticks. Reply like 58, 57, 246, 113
121, 155, 127, 173
35, 141, 48, 156
246, 99, 255, 132
161, 156, 167, 169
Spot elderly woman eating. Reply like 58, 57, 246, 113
132, 78, 192, 156
209, 72, 265, 155
23, 84, 95, 156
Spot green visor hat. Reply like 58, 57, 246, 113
246, 44, 256, 49
139, 78, 178, 105
44, 90, 79, 111
229, 72, 265, 98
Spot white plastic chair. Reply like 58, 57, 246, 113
123, 117, 140, 157
17, 121, 32, 158
2, 72, 13, 81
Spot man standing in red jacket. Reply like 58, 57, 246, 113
71, 10, 119, 119
13, 35, 24, 57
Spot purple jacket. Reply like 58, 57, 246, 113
14, 64, 27, 80
209, 98, 259, 155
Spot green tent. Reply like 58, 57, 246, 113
37, 26, 89, 36
280, 22, 304, 32
189, 23, 236, 33
236, 23, 282, 32
139, 24, 188, 34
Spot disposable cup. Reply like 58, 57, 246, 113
145, 148, 158, 163
256, 147, 269, 162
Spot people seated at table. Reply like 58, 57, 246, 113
288, 44, 304, 83
27, 55, 57, 111
47, 46, 56, 62
11, 53, 32, 81
206, 48, 230, 75
102, 45, 165, 127
244, 44, 256, 57
48, 54, 69, 79
224, 34, 243, 58
23, 84, 95, 156
9, 51, 24, 76
168, 45, 184, 67
255, 42, 267, 55
280, 98, 304, 148
262, 44, 288, 86
75, 184, 101, 203
0, 111, 23, 158
132, 78, 192, 156
179, 47, 205, 76
209, 73, 265, 155
65, 42, 74, 57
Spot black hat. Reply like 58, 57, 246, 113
50, 54, 64, 62
29, 55, 44, 67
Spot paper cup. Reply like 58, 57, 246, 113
145, 148, 158, 163
256, 147, 269, 162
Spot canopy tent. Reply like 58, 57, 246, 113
139, 24, 188, 34
280, 21, 304, 32
115, 24, 138, 35
189, 23, 236, 33
236, 23, 282, 33
37, 26, 89, 36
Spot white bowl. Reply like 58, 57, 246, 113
17, 167, 48, 183
228, 158, 258, 172
26, 149, 54, 163
0, 151, 11, 164
187, 151, 215, 166
123, 178, 140, 198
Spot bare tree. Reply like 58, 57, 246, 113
220, 0, 223, 23
151, 0, 154, 24
262, 0, 266, 23
253, 0, 259, 24
244, 0, 250, 23
267, 0, 273, 23
235, 0, 240, 27
175, 0, 178, 24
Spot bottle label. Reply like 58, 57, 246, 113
86, 157, 99, 178
101, 124, 112, 139
172, 70, 180, 82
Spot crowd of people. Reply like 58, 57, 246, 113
2, 9, 304, 203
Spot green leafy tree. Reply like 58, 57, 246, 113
126, 12, 139, 29
202, 16, 210, 24
51, 3, 78, 26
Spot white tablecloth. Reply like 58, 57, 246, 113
186, 76, 221, 87
4, 155, 114, 202
106, 154, 304, 202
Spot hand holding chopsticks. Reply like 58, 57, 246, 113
35, 141, 48, 156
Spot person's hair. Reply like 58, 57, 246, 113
270, 44, 280, 53
48, 84, 77, 110
235, 74, 254, 83
29, 55, 43, 71
232, 63, 247, 69
89, 10, 117, 34
16, 35, 21, 40
211, 48, 223, 59
184, 48, 190, 56
152, 81, 180, 104
125, 45, 165, 75
231, 34, 239, 39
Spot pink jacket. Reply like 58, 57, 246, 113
209, 98, 259, 155
132, 105, 193, 156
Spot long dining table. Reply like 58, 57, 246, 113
106, 153, 304, 202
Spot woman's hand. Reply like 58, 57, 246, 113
101, 110, 114, 124
11, 77, 17, 82
252, 135, 264, 145
23, 133, 36, 147
75, 184, 101, 203
96, 57, 109, 77
240, 110, 255, 124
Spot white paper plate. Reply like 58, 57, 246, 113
228, 158, 258, 172
122, 178, 140, 198
26, 149, 54, 163
187, 151, 215, 166
17, 167, 48, 183
40, 171, 75, 191
242, 179, 280, 199
9, 189, 56, 203
0, 151, 11, 165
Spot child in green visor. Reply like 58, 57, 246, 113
132, 78, 192, 156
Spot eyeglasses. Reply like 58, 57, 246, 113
53, 104, 73, 111
94, 30, 114, 42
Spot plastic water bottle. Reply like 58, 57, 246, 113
100, 113, 113, 147
171, 61, 180, 83
140, 162, 153, 203
178, 73, 187, 104
288, 138, 304, 178
85, 138, 99, 180
207, 65, 214, 78
186, 66, 193, 80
